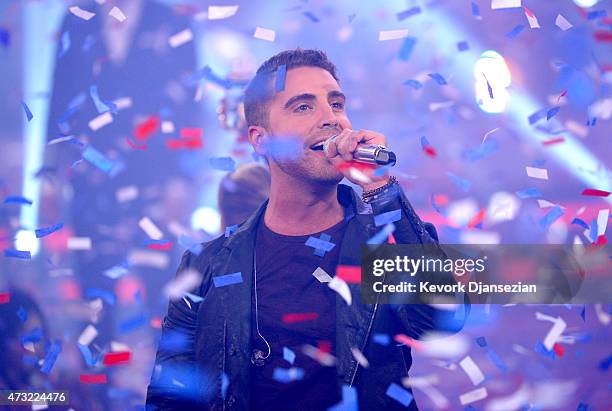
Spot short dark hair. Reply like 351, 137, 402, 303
243, 49, 339, 128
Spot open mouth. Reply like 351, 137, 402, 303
310, 142, 325, 151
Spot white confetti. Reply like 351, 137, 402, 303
555, 14, 573, 31
168, 29, 193, 48
329, 276, 352, 306
491, 0, 521, 10
109, 6, 126, 22
525, 166, 548, 180
111, 341, 130, 352
88, 111, 113, 131
115, 185, 139, 203
164, 269, 202, 300
596, 209, 609, 236
128, 250, 169, 269
253, 27, 276, 42
595, 304, 611, 325
459, 356, 485, 385
67, 237, 92, 250
312, 267, 333, 283
78, 325, 98, 346
378, 29, 409, 41
69, 6, 96, 21
524, 7, 540, 29
350, 347, 370, 368
139, 216, 163, 240
161, 121, 175, 134
113, 96, 132, 110
459, 387, 488, 405
543, 317, 566, 351
208, 5, 239, 20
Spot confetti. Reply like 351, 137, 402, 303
459, 387, 488, 405
4, 249, 31, 259
134, 116, 159, 141
428, 73, 447, 85
303, 12, 320, 23
421, 136, 437, 157
282, 312, 319, 323
80, 374, 107, 384
139, 217, 163, 240
109, 6, 126, 22
587, 10, 607, 20
378, 29, 409, 41
207, 5, 239, 20
78, 343, 95, 366
78, 325, 98, 346
525, 166, 548, 180
88, 111, 113, 131
491, 0, 521, 10
21, 101, 33, 122
350, 347, 369, 368
119, 313, 147, 333
302, 344, 336, 366
516, 188, 541, 199
506, 24, 525, 39
3, 196, 33, 205
312, 267, 333, 283
103, 351, 131, 366
395, 334, 423, 351
274, 64, 287, 93
542, 137, 565, 146
547, 106, 561, 120
397, 7, 421, 21
67, 237, 92, 250
168, 29, 193, 48
213, 272, 243, 288
115, 185, 139, 203
253, 27, 276, 42
161, 121, 175, 133
0, 292, 10, 304
571, 218, 590, 230
476, 336, 487, 347
486, 350, 508, 371
336, 265, 361, 284
305, 236, 336, 253
329, 276, 352, 306
539, 205, 564, 229
374, 209, 402, 226
367, 223, 395, 244
446, 172, 472, 192
35, 223, 63, 238
398, 37, 417, 61
209, 157, 236, 171
555, 14, 572, 31
85, 288, 115, 305
272, 367, 304, 383
164, 269, 202, 300
471, 2, 482, 20
386, 383, 413, 407
283, 347, 296, 365
373, 333, 390, 346
523, 6, 540, 29
457, 41, 470, 51
581, 188, 610, 197
69, 6, 96, 21
0, 27, 10, 48
596, 209, 609, 236
459, 356, 485, 385
403, 79, 423, 90
40, 340, 61, 374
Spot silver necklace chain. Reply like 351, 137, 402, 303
253, 249, 271, 361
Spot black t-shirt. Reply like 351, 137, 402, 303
250, 216, 348, 411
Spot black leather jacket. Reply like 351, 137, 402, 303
146, 184, 468, 410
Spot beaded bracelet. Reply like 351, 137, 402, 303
361, 176, 398, 204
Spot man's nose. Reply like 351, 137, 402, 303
318, 104, 339, 130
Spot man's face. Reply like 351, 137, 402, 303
264, 66, 352, 184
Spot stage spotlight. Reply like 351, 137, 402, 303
190, 206, 221, 235
573, 0, 599, 8
15, 229, 39, 257
474, 50, 511, 114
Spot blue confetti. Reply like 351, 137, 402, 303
486, 350, 508, 372
17, 306, 27, 323
587, 10, 607, 20
59, 31, 70, 58
534, 341, 556, 359
446, 172, 472, 192
85, 288, 116, 305
283, 347, 296, 365
4, 249, 31, 260
571, 218, 590, 230
178, 235, 203, 256
457, 41, 469, 51
528, 108, 548, 125
539, 205, 564, 229
305, 236, 336, 253
547, 106, 561, 120
21, 101, 33, 122
373, 333, 390, 346
463, 139, 499, 162
21, 327, 43, 345
471, 1, 481, 19
367, 223, 395, 245
428, 73, 448, 85
386, 383, 413, 407
3, 196, 33, 205
374, 209, 402, 226
35, 222, 64, 238
209, 157, 236, 172
398, 37, 417, 61
0, 27, 10, 48
420, 136, 431, 150
90, 85, 116, 114
119, 313, 147, 333
184, 292, 203, 303
222, 373, 229, 400
403, 79, 423, 90
328, 385, 358, 411
40, 340, 62, 374
506, 24, 525, 39
598, 354, 612, 371
485, 75, 494, 99
515, 188, 542, 199
577, 403, 591, 411
314, 233, 332, 257
476, 336, 487, 347
397, 6, 421, 21
273, 367, 304, 383
275, 64, 287, 93
580, 305, 586, 322
185, 65, 235, 89
302, 11, 319, 23
225, 224, 239, 238
82, 146, 114, 174
78, 343, 96, 367
590, 218, 598, 242
213, 272, 243, 288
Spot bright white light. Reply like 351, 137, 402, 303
191, 207, 221, 235
573, 0, 599, 8
15, 229, 40, 257
474, 50, 511, 113
486, 191, 521, 225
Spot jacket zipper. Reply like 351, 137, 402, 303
222, 320, 227, 411
348, 300, 378, 387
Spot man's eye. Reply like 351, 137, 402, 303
294, 104, 312, 112
331, 102, 345, 110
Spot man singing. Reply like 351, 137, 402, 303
146, 49, 467, 411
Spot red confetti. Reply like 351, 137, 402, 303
318, 340, 332, 354
336, 265, 361, 284
103, 351, 131, 366
180, 128, 202, 139
282, 312, 319, 324
125, 136, 147, 150
134, 116, 159, 142
334, 160, 377, 173
557, 90, 567, 103
594, 235, 608, 245
0, 292, 10, 304
147, 241, 173, 251
394, 334, 423, 351
553, 343, 565, 357
80, 374, 107, 384
542, 137, 565, 146
467, 208, 486, 229
150, 317, 162, 329
166, 138, 203, 150
581, 188, 610, 197
423, 146, 437, 157
388, 232, 396, 244
594, 30, 612, 42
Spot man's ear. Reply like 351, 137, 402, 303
248, 125, 269, 156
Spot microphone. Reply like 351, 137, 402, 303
311, 136, 396, 166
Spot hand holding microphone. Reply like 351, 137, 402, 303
310, 129, 396, 166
